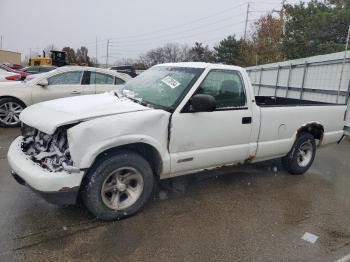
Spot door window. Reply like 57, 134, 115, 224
196, 70, 246, 109
115, 77, 125, 85
90, 72, 115, 85
28, 67, 40, 73
40, 66, 55, 72
47, 71, 82, 85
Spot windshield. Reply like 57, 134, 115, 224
121, 66, 203, 109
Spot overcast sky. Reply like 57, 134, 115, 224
0, 0, 304, 63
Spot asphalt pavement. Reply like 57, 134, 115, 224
0, 128, 350, 262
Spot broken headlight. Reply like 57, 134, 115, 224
21, 126, 75, 172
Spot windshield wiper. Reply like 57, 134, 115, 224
126, 96, 172, 111
120, 90, 171, 111
124, 95, 148, 107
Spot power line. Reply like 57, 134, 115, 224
80, 2, 249, 46
111, 2, 249, 41
107, 20, 248, 47
83, 12, 249, 49
250, 1, 283, 5
249, 6, 274, 13
106, 20, 249, 48
110, 15, 246, 44
95, 31, 239, 59
85, 21, 250, 58
96, 27, 256, 61
77, 2, 269, 59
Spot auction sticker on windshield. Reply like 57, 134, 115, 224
161, 76, 180, 89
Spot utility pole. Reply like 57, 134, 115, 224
272, 0, 286, 35
106, 39, 111, 68
243, 2, 250, 41
95, 36, 98, 67
0, 35, 2, 49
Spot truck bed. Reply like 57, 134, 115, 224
255, 96, 335, 107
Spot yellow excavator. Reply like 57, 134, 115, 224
29, 50, 69, 67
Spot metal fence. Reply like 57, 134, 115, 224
246, 51, 350, 105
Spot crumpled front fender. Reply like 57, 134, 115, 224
67, 109, 171, 176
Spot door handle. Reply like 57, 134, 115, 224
71, 91, 81, 94
242, 117, 252, 124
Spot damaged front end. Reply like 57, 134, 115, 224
21, 124, 79, 173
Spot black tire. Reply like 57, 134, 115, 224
281, 132, 316, 175
81, 150, 155, 221
0, 97, 25, 128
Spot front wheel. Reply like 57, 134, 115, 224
281, 132, 316, 175
0, 98, 25, 127
81, 150, 155, 221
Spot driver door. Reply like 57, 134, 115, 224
169, 69, 253, 175
31, 70, 84, 104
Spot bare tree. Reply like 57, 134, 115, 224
139, 43, 191, 68
62, 46, 76, 64
76, 46, 91, 65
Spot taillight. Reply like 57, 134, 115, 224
5, 74, 21, 81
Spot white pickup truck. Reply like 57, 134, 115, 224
7, 62, 346, 220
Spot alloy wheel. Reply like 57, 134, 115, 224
101, 167, 144, 210
0, 102, 23, 126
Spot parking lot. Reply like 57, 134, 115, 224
0, 127, 349, 261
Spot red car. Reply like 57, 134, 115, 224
0, 64, 29, 80
5, 63, 25, 70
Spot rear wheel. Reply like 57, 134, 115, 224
0, 98, 25, 127
82, 150, 155, 221
282, 132, 316, 175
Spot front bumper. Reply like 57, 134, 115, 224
7, 136, 85, 205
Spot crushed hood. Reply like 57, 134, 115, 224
20, 92, 150, 134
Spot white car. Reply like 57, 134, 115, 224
0, 66, 131, 127
0, 68, 20, 82
7, 62, 346, 220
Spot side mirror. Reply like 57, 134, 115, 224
37, 78, 48, 87
189, 94, 216, 112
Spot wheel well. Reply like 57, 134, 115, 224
94, 143, 162, 179
0, 96, 26, 107
297, 123, 324, 142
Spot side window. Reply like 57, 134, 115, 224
47, 71, 82, 85
197, 70, 246, 109
115, 77, 125, 85
90, 72, 115, 85
40, 67, 54, 72
30, 67, 40, 73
